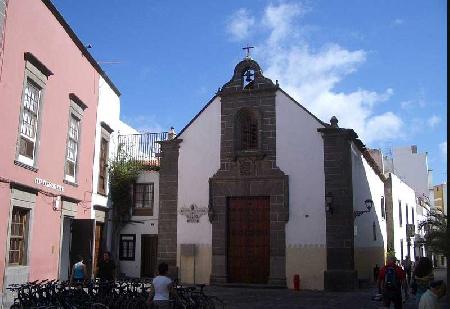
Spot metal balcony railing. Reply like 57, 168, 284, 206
117, 132, 169, 166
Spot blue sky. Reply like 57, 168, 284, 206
52, 0, 447, 185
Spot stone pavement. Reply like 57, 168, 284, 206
206, 286, 449, 309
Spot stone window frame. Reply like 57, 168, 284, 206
119, 234, 136, 261
8, 207, 30, 265
132, 183, 154, 216
97, 122, 113, 195
7, 188, 36, 267
14, 53, 52, 171
64, 93, 86, 185
233, 107, 263, 158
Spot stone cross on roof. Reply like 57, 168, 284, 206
242, 44, 254, 59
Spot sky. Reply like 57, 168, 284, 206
52, 0, 447, 185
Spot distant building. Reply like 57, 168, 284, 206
433, 183, 447, 215
432, 183, 447, 269
390, 145, 434, 203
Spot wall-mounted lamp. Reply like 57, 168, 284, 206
354, 199, 373, 217
325, 192, 334, 214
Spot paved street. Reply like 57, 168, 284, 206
207, 286, 449, 309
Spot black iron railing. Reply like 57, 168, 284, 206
117, 132, 168, 166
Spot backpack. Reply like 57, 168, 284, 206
384, 266, 399, 290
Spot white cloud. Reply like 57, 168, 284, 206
427, 115, 441, 128
262, 3, 307, 45
439, 141, 447, 156
246, 3, 402, 144
226, 8, 255, 41
393, 18, 404, 25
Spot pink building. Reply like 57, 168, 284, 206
0, 0, 120, 303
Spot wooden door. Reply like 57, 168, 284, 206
141, 235, 158, 278
228, 197, 270, 283
93, 223, 103, 274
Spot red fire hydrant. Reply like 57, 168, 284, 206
293, 274, 300, 291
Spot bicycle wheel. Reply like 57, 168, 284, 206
91, 303, 109, 309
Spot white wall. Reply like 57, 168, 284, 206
177, 97, 221, 245
275, 91, 326, 246
275, 91, 327, 290
351, 143, 386, 249
393, 146, 430, 199
119, 171, 159, 278
390, 173, 417, 262
91, 77, 138, 211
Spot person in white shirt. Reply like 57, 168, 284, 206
147, 262, 173, 309
418, 280, 446, 309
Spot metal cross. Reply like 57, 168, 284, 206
242, 45, 254, 58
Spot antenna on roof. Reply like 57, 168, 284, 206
97, 61, 122, 64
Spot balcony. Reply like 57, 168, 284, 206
117, 132, 169, 167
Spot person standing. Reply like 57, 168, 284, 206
377, 256, 408, 309
96, 251, 116, 281
412, 256, 434, 305
418, 280, 447, 309
401, 256, 412, 284
70, 255, 87, 286
147, 262, 173, 309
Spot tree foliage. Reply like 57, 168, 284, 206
417, 208, 448, 255
108, 153, 143, 221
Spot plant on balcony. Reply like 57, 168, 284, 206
417, 208, 448, 255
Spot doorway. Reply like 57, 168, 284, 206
141, 235, 158, 278
59, 216, 72, 281
227, 197, 270, 283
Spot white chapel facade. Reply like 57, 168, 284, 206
156, 57, 391, 290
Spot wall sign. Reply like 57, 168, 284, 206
180, 204, 208, 223
35, 177, 64, 192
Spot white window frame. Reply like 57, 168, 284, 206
65, 115, 80, 183
18, 80, 42, 166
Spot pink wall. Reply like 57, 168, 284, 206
0, 0, 100, 283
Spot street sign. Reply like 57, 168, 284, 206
406, 224, 415, 237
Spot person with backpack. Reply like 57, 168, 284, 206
377, 255, 409, 308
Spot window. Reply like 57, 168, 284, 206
411, 207, 415, 224
406, 203, 409, 224
97, 123, 112, 195
400, 239, 404, 261
381, 196, 385, 219
18, 80, 41, 166
373, 221, 377, 241
236, 109, 258, 151
97, 137, 109, 194
16, 53, 52, 168
9, 208, 29, 265
399, 200, 402, 227
119, 234, 135, 260
65, 115, 80, 182
133, 183, 154, 216
64, 94, 86, 183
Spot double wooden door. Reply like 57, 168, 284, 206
227, 197, 270, 284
